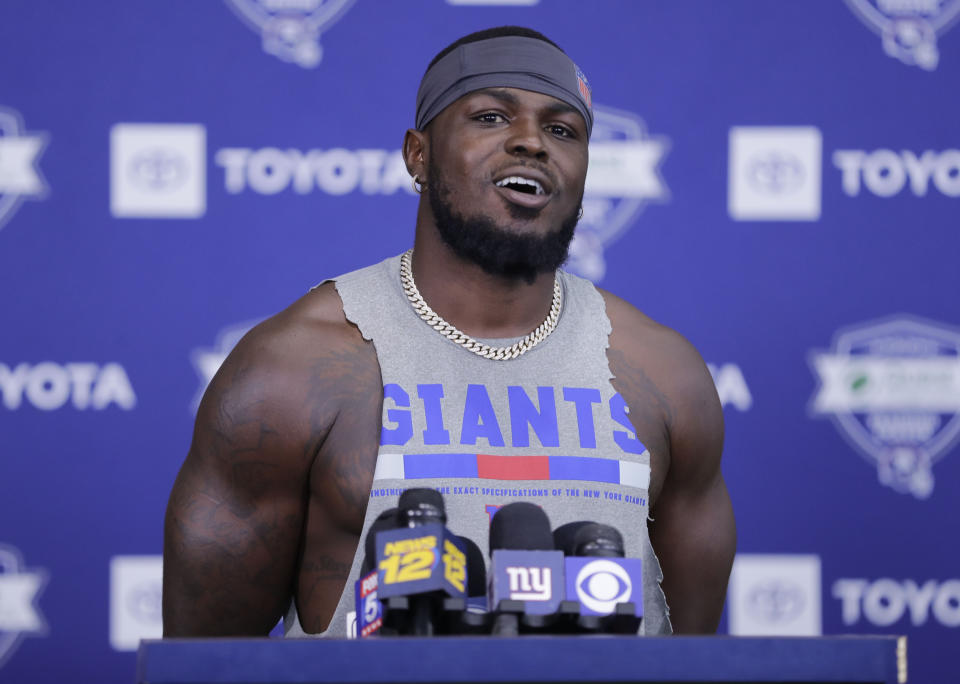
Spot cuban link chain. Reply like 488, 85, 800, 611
399, 249, 562, 361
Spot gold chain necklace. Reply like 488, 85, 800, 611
399, 249, 563, 361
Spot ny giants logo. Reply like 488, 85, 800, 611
843, 0, 960, 70
505, 566, 552, 601
223, 0, 356, 68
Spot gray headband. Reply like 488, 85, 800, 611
416, 35, 593, 136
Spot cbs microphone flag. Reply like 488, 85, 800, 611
373, 452, 650, 490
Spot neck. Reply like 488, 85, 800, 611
409, 227, 558, 340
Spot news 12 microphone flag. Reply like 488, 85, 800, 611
0, 0, 957, 682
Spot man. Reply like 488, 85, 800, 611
163, 26, 735, 638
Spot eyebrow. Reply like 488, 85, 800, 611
475, 88, 581, 118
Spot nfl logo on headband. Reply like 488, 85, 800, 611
575, 66, 592, 109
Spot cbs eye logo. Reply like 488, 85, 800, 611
575, 559, 633, 613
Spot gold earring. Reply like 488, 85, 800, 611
412, 174, 425, 194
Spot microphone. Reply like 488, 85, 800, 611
374, 489, 467, 636
488, 502, 565, 635
439, 535, 491, 634
557, 521, 644, 634
362, 508, 400, 574
355, 508, 399, 638
490, 502, 556, 553
552, 520, 592, 558
398, 488, 446, 527
554, 521, 625, 557
462, 535, 488, 599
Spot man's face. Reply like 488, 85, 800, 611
424, 87, 589, 282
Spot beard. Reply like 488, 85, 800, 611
427, 166, 580, 285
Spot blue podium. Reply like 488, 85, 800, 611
137, 636, 906, 683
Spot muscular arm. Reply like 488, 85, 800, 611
162, 287, 360, 636
649, 346, 734, 633
604, 292, 735, 634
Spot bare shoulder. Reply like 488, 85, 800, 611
240, 281, 365, 361
600, 289, 711, 388
598, 288, 723, 490
194, 280, 378, 468
227, 281, 370, 380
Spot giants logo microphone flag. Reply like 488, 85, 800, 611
490, 549, 565, 616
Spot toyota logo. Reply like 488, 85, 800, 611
747, 152, 805, 194
746, 580, 805, 622
126, 581, 162, 623
127, 148, 187, 191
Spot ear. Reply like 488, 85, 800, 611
403, 128, 427, 178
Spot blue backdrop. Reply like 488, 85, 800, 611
1, 1, 958, 682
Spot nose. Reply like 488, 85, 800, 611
505, 115, 547, 160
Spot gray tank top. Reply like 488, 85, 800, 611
285, 254, 671, 637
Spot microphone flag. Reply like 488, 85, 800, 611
490, 549, 565, 615
375, 522, 467, 599
564, 557, 643, 617
354, 570, 383, 637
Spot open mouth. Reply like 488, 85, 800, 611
495, 176, 546, 196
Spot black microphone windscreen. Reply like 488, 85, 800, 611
398, 488, 447, 526
553, 521, 594, 556
361, 507, 399, 574
458, 536, 487, 597
573, 522, 625, 557
489, 502, 554, 554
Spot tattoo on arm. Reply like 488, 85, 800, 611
607, 347, 675, 446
